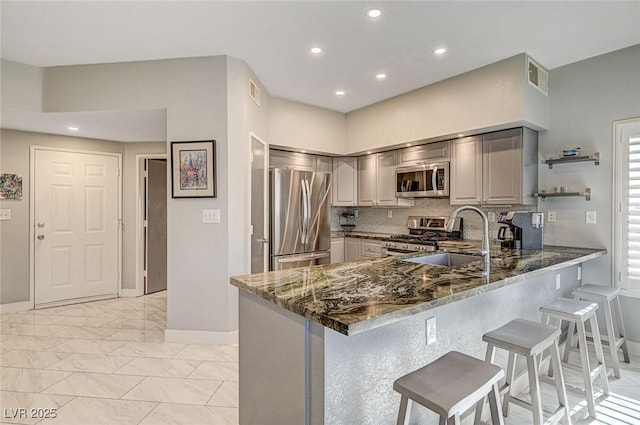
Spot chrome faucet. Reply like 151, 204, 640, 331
447, 206, 490, 277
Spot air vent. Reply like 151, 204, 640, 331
249, 79, 261, 106
528, 57, 548, 96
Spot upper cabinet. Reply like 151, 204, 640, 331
450, 128, 538, 205
316, 156, 333, 173
398, 141, 450, 167
270, 149, 332, 174
358, 151, 414, 207
332, 157, 358, 206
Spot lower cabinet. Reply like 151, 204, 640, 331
330, 237, 345, 264
344, 237, 382, 262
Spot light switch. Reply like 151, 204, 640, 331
0, 209, 11, 220
202, 209, 221, 224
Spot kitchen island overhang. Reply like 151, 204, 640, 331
231, 245, 606, 425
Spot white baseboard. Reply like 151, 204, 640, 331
164, 329, 239, 345
0, 301, 32, 314
627, 339, 640, 357
119, 288, 142, 298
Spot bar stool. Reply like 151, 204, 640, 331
540, 298, 609, 418
473, 319, 571, 425
572, 284, 630, 378
394, 351, 505, 425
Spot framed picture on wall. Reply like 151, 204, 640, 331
171, 140, 216, 198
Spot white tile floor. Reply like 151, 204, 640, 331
1, 292, 638, 424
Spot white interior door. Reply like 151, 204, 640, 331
34, 149, 120, 306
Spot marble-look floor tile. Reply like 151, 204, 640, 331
122, 376, 222, 405
0, 350, 70, 369
50, 338, 127, 355
138, 403, 238, 425
100, 318, 160, 330
106, 329, 165, 342
174, 344, 238, 362
207, 381, 238, 407
109, 341, 185, 358
0, 336, 68, 352
114, 357, 200, 378
0, 323, 69, 337
36, 396, 157, 425
0, 367, 71, 392
0, 391, 73, 425
43, 372, 143, 399
46, 353, 134, 373
52, 315, 114, 327
188, 361, 239, 381
49, 326, 119, 340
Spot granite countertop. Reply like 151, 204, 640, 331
331, 231, 392, 239
231, 245, 605, 336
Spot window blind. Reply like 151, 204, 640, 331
622, 134, 640, 290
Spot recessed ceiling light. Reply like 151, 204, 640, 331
68, 126, 79, 132
367, 8, 382, 18
434, 47, 447, 55
376, 73, 387, 80
335, 90, 345, 96
310, 47, 322, 55
457, 133, 464, 137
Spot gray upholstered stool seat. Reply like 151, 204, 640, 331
394, 351, 505, 425
572, 284, 630, 378
474, 319, 571, 425
540, 297, 609, 418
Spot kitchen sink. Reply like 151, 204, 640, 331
400, 252, 480, 267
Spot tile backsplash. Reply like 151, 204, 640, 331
331, 199, 537, 241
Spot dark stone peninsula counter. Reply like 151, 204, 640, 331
231, 245, 605, 425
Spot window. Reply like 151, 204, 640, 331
614, 118, 640, 293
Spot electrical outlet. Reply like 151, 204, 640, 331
354, 209, 359, 218
547, 211, 556, 223
387, 210, 393, 219
0, 209, 11, 220
556, 273, 561, 290
586, 211, 597, 224
425, 317, 437, 345
487, 212, 495, 222
577, 265, 582, 281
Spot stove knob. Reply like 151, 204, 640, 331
389, 242, 396, 248
401, 244, 408, 249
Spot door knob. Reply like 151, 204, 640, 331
37, 222, 45, 228
260, 238, 269, 243
37, 235, 45, 240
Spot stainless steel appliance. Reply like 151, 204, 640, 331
395, 162, 449, 198
497, 211, 544, 249
270, 169, 331, 270
381, 216, 462, 256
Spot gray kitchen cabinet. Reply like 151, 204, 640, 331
332, 157, 358, 206
358, 152, 414, 207
450, 128, 538, 205
330, 237, 345, 264
450, 136, 483, 205
317, 156, 333, 174
360, 240, 382, 258
270, 149, 316, 171
482, 128, 537, 205
398, 141, 450, 167
344, 237, 361, 262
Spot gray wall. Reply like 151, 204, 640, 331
345, 53, 548, 154
538, 44, 640, 342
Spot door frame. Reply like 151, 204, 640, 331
29, 146, 123, 308
248, 132, 269, 273
133, 153, 167, 297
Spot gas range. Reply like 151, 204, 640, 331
381, 216, 463, 256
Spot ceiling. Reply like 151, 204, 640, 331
2, 1, 639, 141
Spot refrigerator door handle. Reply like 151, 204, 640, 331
432, 165, 437, 192
299, 180, 308, 246
304, 178, 312, 246
276, 252, 330, 263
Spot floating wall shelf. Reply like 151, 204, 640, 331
541, 152, 600, 169
534, 188, 591, 201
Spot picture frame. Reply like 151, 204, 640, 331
171, 140, 216, 198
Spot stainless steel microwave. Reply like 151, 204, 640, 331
395, 162, 449, 197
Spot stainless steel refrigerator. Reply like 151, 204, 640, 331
270, 169, 331, 271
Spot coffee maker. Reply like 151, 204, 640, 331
497, 211, 544, 249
